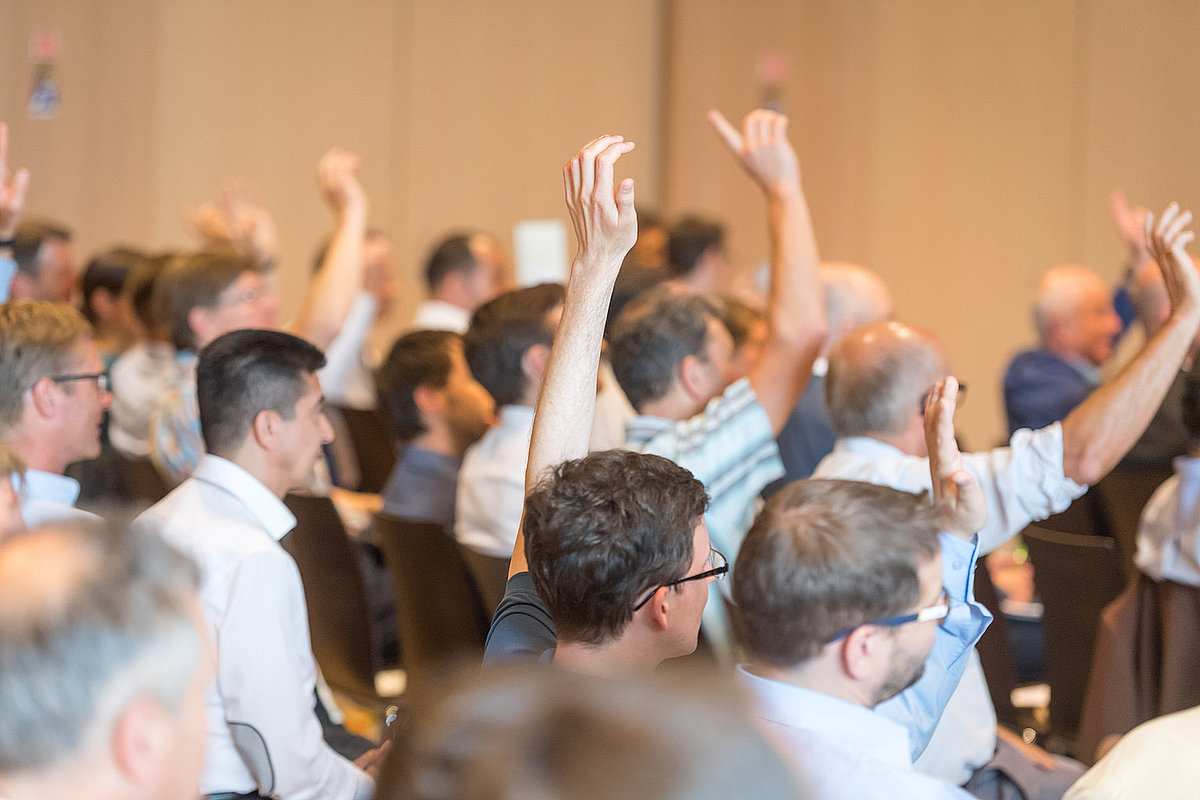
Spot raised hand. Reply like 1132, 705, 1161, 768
1110, 189, 1151, 266
925, 376, 987, 538
563, 134, 637, 273
1146, 202, 1200, 319
0, 123, 30, 240
317, 147, 366, 219
708, 108, 800, 193
193, 178, 278, 266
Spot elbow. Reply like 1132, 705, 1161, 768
1061, 445, 1106, 487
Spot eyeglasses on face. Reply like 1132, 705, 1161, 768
219, 286, 267, 308
632, 547, 729, 612
826, 586, 951, 643
49, 371, 110, 393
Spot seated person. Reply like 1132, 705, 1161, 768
138, 328, 386, 800
80, 246, 146, 365
732, 382, 989, 797
376, 329, 493, 529
410, 233, 510, 333
0, 301, 108, 527
0, 518, 210, 800
10, 218, 76, 304
455, 282, 564, 558
1064, 703, 1200, 800
1004, 264, 1121, 434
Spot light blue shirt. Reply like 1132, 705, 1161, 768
16, 468, 95, 528
0, 253, 16, 302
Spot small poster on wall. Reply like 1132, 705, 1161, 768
28, 29, 62, 120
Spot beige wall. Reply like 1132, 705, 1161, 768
4, 0, 1200, 446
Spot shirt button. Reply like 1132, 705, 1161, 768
952, 560, 964, 570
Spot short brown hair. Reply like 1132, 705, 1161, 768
154, 249, 257, 351
0, 301, 92, 434
732, 479, 941, 667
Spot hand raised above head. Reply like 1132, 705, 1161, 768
317, 147, 366, 218
924, 376, 987, 539
0, 123, 30, 240
562, 134, 637, 273
708, 108, 800, 193
1146, 202, 1200, 318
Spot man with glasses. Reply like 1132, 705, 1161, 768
732, 378, 990, 799
812, 205, 1200, 797
0, 300, 109, 526
484, 133, 725, 675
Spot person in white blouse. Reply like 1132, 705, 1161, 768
137, 328, 387, 800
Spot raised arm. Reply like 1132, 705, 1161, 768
507, 135, 637, 577
709, 108, 825, 433
924, 376, 987, 539
0, 123, 29, 242
193, 178, 279, 269
287, 148, 368, 350
1061, 203, 1200, 485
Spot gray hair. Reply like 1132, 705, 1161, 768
825, 321, 945, 437
0, 520, 201, 772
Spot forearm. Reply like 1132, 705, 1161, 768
290, 207, 367, 350
1062, 305, 1200, 484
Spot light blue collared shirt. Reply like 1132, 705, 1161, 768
17, 468, 96, 528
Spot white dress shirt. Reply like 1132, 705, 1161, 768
813, 423, 1087, 784
16, 468, 95, 528
455, 405, 533, 558
137, 455, 372, 800
1064, 704, 1200, 800
1135, 455, 1200, 586
318, 292, 379, 410
410, 299, 471, 334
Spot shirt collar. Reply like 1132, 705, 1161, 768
497, 404, 536, 429
191, 455, 296, 541
737, 665, 914, 768
833, 435, 907, 458
19, 468, 81, 509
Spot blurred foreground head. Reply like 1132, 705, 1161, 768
379, 666, 798, 800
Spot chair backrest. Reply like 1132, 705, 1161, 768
281, 493, 382, 703
334, 405, 397, 494
1023, 525, 1125, 739
1093, 465, 1173, 582
458, 545, 511, 616
374, 513, 489, 683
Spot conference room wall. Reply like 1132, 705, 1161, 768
3, 0, 1200, 447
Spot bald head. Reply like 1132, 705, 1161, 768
1033, 265, 1121, 365
821, 263, 893, 348
825, 321, 946, 441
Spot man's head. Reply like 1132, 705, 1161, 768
313, 230, 399, 318
0, 521, 208, 800
720, 296, 767, 385
523, 450, 710, 659
825, 321, 947, 455
156, 249, 278, 352
820, 263, 893, 350
376, 330, 494, 455
0, 301, 109, 472
463, 283, 564, 408
609, 288, 732, 416
197, 329, 331, 493
11, 220, 76, 304
1034, 264, 1121, 366
424, 233, 510, 313
733, 479, 943, 707
667, 216, 726, 293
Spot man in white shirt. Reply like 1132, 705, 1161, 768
455, 282, 564, 558
813, 203, 1200, 797
0, 301, 108, 527
138, 328, 385, 800
410, 232, 510, 333
733, 380, 989, 798
0, 519, 211, 800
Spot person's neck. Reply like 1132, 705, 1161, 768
7, 434, 69, 475
636, 387, 703, 422
409, 427, 460, 459
554, 636, 661, 677
221, 449, 288, 499
747, 659, 874, 708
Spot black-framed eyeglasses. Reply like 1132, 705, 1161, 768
827, 587, 951, 643
50, 371, 110, 393
632, 547, 729, 612
919, 381, 967, 415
